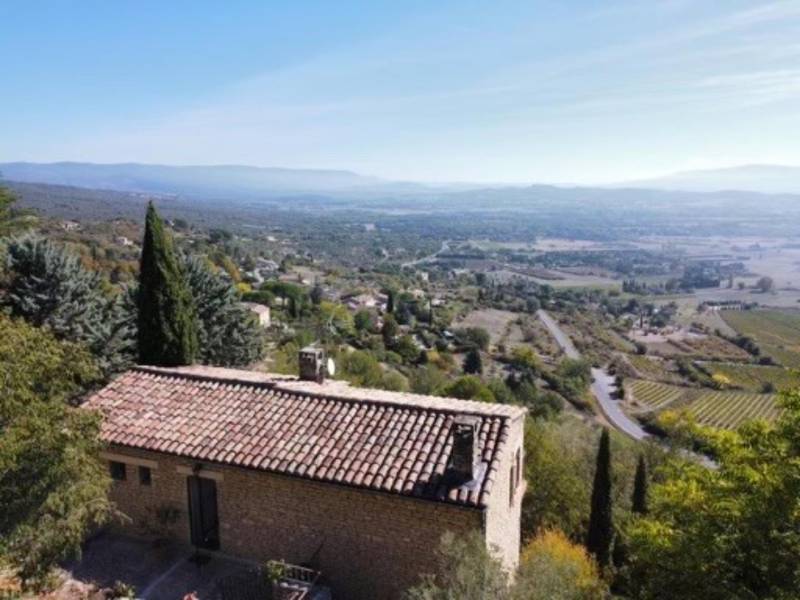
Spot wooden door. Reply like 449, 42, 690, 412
187, 476, 220, 550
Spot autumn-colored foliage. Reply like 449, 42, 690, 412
516, 529, 606, 600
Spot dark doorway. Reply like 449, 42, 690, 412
187, 476, 220, 550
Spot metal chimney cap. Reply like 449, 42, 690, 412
452, 414, 481, 428
300, 345, 325, 356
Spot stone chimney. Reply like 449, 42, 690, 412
299, 346, 326, 383
449, 415, 481, 483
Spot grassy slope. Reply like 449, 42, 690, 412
722, 309, 800, 367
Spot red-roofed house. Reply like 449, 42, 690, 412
83, 350, 526, 599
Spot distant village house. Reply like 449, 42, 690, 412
241, 301, 271, 327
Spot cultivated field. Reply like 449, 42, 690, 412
699, 362, 800, 393
665, 296, 739, 336
625, 355, 684, 384
690, 390, 782, 429
501, 315, 562, 361
488, 268, 620, 289
722, 310, 800, 367
558, 311, 636, 363
628, 380, 688, 412
455, 308, 519, 345
627, 379, 781, 429
643, 334, 750, 361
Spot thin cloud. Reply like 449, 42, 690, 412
39, 1, 800, 182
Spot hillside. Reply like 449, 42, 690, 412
0, 161, 387, 197
8, 176, 800, 241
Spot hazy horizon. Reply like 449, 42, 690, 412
3, 159, 800, 192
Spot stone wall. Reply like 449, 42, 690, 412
484, 414, 525, 572
103, 446, 484, 599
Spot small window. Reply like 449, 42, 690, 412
139, 466, 152, 486
510, 464, 516, 505
516, 448, 522, 484
110, 461, 127, 481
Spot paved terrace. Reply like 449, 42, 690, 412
65, 532, 330, 600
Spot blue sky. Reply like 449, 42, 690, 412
2, 0, 799, 183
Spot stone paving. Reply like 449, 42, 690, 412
65, 532, 262, 600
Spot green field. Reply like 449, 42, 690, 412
626, 354, 684, 384
627, 354, 668, 378
689, 390, 782, 429
628, 379, 781, 430
722, 310, 800, 368
700, 362, 800, 393
628, 380, 687, 411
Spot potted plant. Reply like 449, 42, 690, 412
264, 560, 289, 599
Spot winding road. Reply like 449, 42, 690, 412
401, 240, 450, 269
537, 310, 649, 441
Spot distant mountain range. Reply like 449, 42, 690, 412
2, 161, 799, 199
0, 162, 395, 198
6, 164, 800, 240
619, 164, 800, 195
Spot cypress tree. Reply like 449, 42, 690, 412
381, 313, 398, 347
587, 428, 613, 567
632, 454, 648, 515
137, 202, 198, 366
463, 347, 483, 375
310, 282, 324, 306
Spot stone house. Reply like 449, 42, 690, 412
241, 301, 271, 327
83, 353, 526, 599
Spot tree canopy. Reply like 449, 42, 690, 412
626, 393, 800, 599
405, 531, 509, 600
0, 185, 31, 236
406, 528, 605, 600
441, 375, 495, 403
515, 529, 606, 600
0, 186, 16, 235
183, 255, 264, 367
3, 235, 136, 375
0, 316, 111, 589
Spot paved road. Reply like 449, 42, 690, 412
589, 367, 649, 440
537, 309, 580, 359
401, 240, 450, 269
537, 310, 649, 441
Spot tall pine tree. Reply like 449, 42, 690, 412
3, 235, 136, 375
587, 428, 613, 567
137, 202, 197, 366
183, 255, 264, 366
0, 185, 30, 236
0, 185, 16, 235
632, 454, 648, 515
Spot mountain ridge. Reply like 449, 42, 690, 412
3, 161, 799, 198
617, 164, 800, 195
0, 161, 387, 197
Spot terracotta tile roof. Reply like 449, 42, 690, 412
83, 366, 526, 508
